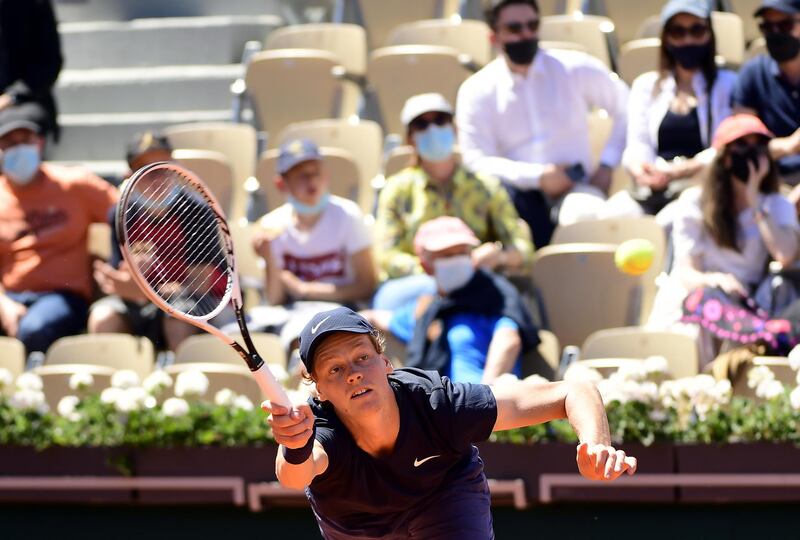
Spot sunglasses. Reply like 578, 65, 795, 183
664, 23, 710, 40
409, 112, 452, 132
502, 19, 540, 35
759, 17, 799, 35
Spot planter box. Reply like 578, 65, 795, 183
0, 446, 132, 503
675, 443, 800, 503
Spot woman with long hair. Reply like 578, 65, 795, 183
648, 114, 800, 367
622, 0, 737, 215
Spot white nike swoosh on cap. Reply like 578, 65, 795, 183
413, 455, 441, 467
311, 315, 331, 334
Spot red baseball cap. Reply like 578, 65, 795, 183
413, 216, 480, 257
712, 114, 774, 149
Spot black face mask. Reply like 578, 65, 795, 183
666, 43, 710, 70
728, 147, 764, 183
503, 38, 539, 66
766, 32, 800, 63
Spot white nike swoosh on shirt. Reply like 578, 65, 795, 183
311, 315, 331, 334
413, 455, 441, 467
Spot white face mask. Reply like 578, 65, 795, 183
2, 143, 41, 185
433, 254, 475, 294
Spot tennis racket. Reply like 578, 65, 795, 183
115, 161, 290, 408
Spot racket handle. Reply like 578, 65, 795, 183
252, 362, 292, 409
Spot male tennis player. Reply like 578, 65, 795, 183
264, 307, 637, 539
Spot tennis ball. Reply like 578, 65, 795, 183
614, 238, 654, 276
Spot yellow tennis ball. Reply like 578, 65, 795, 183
614, 238, 654, 276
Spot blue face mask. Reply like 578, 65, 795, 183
413, 124, 455, 163
288, 191, 330, 216
2, 143, 41, 185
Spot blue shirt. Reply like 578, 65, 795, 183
732, 54, 800, 176
389, 302, 522, 383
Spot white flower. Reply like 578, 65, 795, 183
214, 388, 236, 407
100, 387, 122, 405
111, 369, 141, 389
790, 386, 800, 411
597, 378, 627, 404
69, 371, 94, 392
15, 372, 43, 391
648, 409, 668, 422
57, 395, 81, 421
114, 387, 150, 413
747, 365, 775, 389
615, 363, 648, 383
174, 370, 209, 398
143, 370, 173, 396
9, 389, 48, 414
267, 364, 290, 385
563, 363, 603, 384
643, 356, 669, 376
756, 379, 784, 400
162, 397, 190, 418
0, 368, 13, 390
233, 394, 254, 411
789, 345, 800, 371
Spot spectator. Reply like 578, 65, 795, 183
364, 217, 540, 385
0, 0, 63, 139
456, 0, 628, 247
733, 0, 800, 188
622, 0, 737, 216
373, 93, 534, 311
0, 103, 117, 355
251, 138, 376, 358
88, 131, 200, 352
647, 115, 799, 366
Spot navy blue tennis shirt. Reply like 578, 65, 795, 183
305, 367, 498, 540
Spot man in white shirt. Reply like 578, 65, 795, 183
456, 0, 629, 247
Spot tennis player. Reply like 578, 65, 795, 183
264, 307, 637, 539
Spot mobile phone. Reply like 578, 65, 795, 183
565, 163, 586, 182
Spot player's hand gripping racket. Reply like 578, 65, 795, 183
115, 161, 290, 408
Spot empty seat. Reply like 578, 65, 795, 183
539, 14, 615, 68
617, 38, 660, 85
174, 333, 286, 368
726, 0, 763, 44
383, 145, 416, 177
45, 333, 155, 380
599, 0, 666, 47
387, 19, 492, 68
356, 0, 460, 49
34, 363, 117, 410
165, 361, 265, 404
173, 149, 235, 217
0, 337, 26, 389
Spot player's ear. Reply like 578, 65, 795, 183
382, 355, 393, 373
274, 174, 286, 192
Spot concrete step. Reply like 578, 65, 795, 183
54, 0, 286, 22
56, 64, 244, 114
48, 160, 128, 184
51, 110, 235, 162
59, 15, 282, 69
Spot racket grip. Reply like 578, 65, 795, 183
252, 363, 291, 409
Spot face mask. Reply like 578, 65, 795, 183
666, 43, 710, 70
728, 147, 764, 183
766, 32, 800, 63
288, 191, 330, 216
433, 254, 475, 294
503, 38, 539, 66
2, 143, 41, 185
413, 124, 455, 163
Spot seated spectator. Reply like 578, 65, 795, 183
0, 103, 117, 355
364, 217, 540, 385
733, 0, 800, 192
647, 115, 800, 367
456, 0, 628, 247
88, 131, 200, 352
622, 0, 737, 216
251, 138, 376, 359
374, 93, 533, 311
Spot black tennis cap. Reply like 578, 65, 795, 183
299, 307, 375, 373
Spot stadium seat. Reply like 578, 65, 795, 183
264, 23, 367, 118
45, 334, 155, 380
174, 333, 287, 368
164, 362, 265, 404
573, 357, 646, 378
387, 19, 493, 68
617, 38, 660, 85
599, 0, 665, 47
257, 146, 363, 213
173, 149, 235, 218
539, 40, 588, 53
227, 221, 266, 307
278, 118, 384, 204
0, 337, 26, 387
539, 14, 615, 68
245, 49, 344, 144
531, 243, 643, 347
163, 122, 258, 223
88, 222, 112, 262
383, 145, 415, 178
581, 327, 700, 378
585, 108, 630, 196
550, 216, 666, 322
725, 0, 762, 44
746, 36, 766, 61
34, 363, 117, 410
520, 329, 561, 380
356, 0, 460, 49
732, 356, 795, 399
367, 45, 471, 136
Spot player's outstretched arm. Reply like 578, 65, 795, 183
263, 400, 329, 490
491, 379, 637, 481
